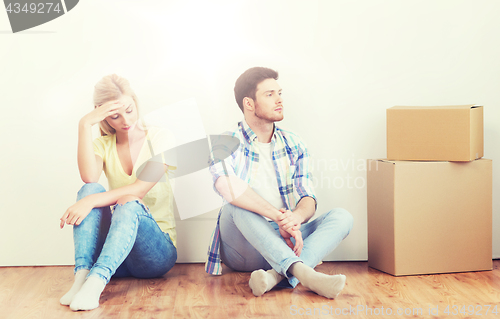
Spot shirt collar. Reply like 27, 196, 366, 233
240, 119, 277, 144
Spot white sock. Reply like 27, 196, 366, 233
69, 276, 106, 311
60, 269, 89, 306
289, 262, 346, 299
249, 269, 284, 297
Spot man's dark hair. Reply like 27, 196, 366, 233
234, 67, 279, 112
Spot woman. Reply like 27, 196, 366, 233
59, 74, 177, 311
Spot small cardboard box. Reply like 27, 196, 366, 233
367, 159, 492, 276
387, 105, 483, 161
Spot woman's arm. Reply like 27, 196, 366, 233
61, 161, 166, 228
77, 100, 125, 182
77, 120, 103, 183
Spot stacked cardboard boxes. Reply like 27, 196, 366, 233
367, 105, 492, 276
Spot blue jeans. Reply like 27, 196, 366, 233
219, 204, 353, 287
73, 183, 177, 284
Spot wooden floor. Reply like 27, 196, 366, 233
2, 261, 500, 319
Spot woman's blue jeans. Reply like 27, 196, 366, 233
219, 204, 353, 288
73, 183, 177, 284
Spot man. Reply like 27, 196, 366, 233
205, 67, 353, 299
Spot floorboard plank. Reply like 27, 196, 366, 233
1, 261, 500, 318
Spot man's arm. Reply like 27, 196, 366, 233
215, 175, 282, 221
209, 130, 283, 221
294, 196, 316, 223
277, 196, 316, 231
277, 135, 317, 231
215, 174, 304, 256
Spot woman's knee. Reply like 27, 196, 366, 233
116, 195, 144, 206
77, 183, 106, 200
112, 195, 147, 221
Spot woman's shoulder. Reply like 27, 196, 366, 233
94, 133, 114, 142
93, 134, 115, 149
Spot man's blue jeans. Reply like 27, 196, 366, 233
219, 204, 353, 287
73, 183, 177, 284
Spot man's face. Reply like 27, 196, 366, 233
253, 78, 284, 123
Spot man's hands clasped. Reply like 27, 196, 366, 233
276, 208, 304, 257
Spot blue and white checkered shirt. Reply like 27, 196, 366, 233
205, 120, 316, 275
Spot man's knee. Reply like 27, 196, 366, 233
329, 208, 354, 232
116, 195, 144, 206
221, 203, 260, 219
221, 203, 245, 221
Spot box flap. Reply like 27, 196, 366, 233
374, 159, 395, 164
389, 105, 478, 110
378, 159, 452, 166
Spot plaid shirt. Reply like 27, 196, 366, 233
205, 120, 316, 275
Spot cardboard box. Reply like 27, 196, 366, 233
367, 159, 492, 276
387, 105, 483, 161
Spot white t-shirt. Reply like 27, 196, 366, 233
251, 141, 285, 215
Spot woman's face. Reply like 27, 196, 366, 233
105, 95, 139, 133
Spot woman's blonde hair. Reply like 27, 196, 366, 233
93, 74, 140, 136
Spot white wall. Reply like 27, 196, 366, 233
1, 0, 499, 266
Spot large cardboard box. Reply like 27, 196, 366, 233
387, 105, 483, 161
367, 159, 492, 276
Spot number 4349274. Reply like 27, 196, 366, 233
6, 3, 62, 14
